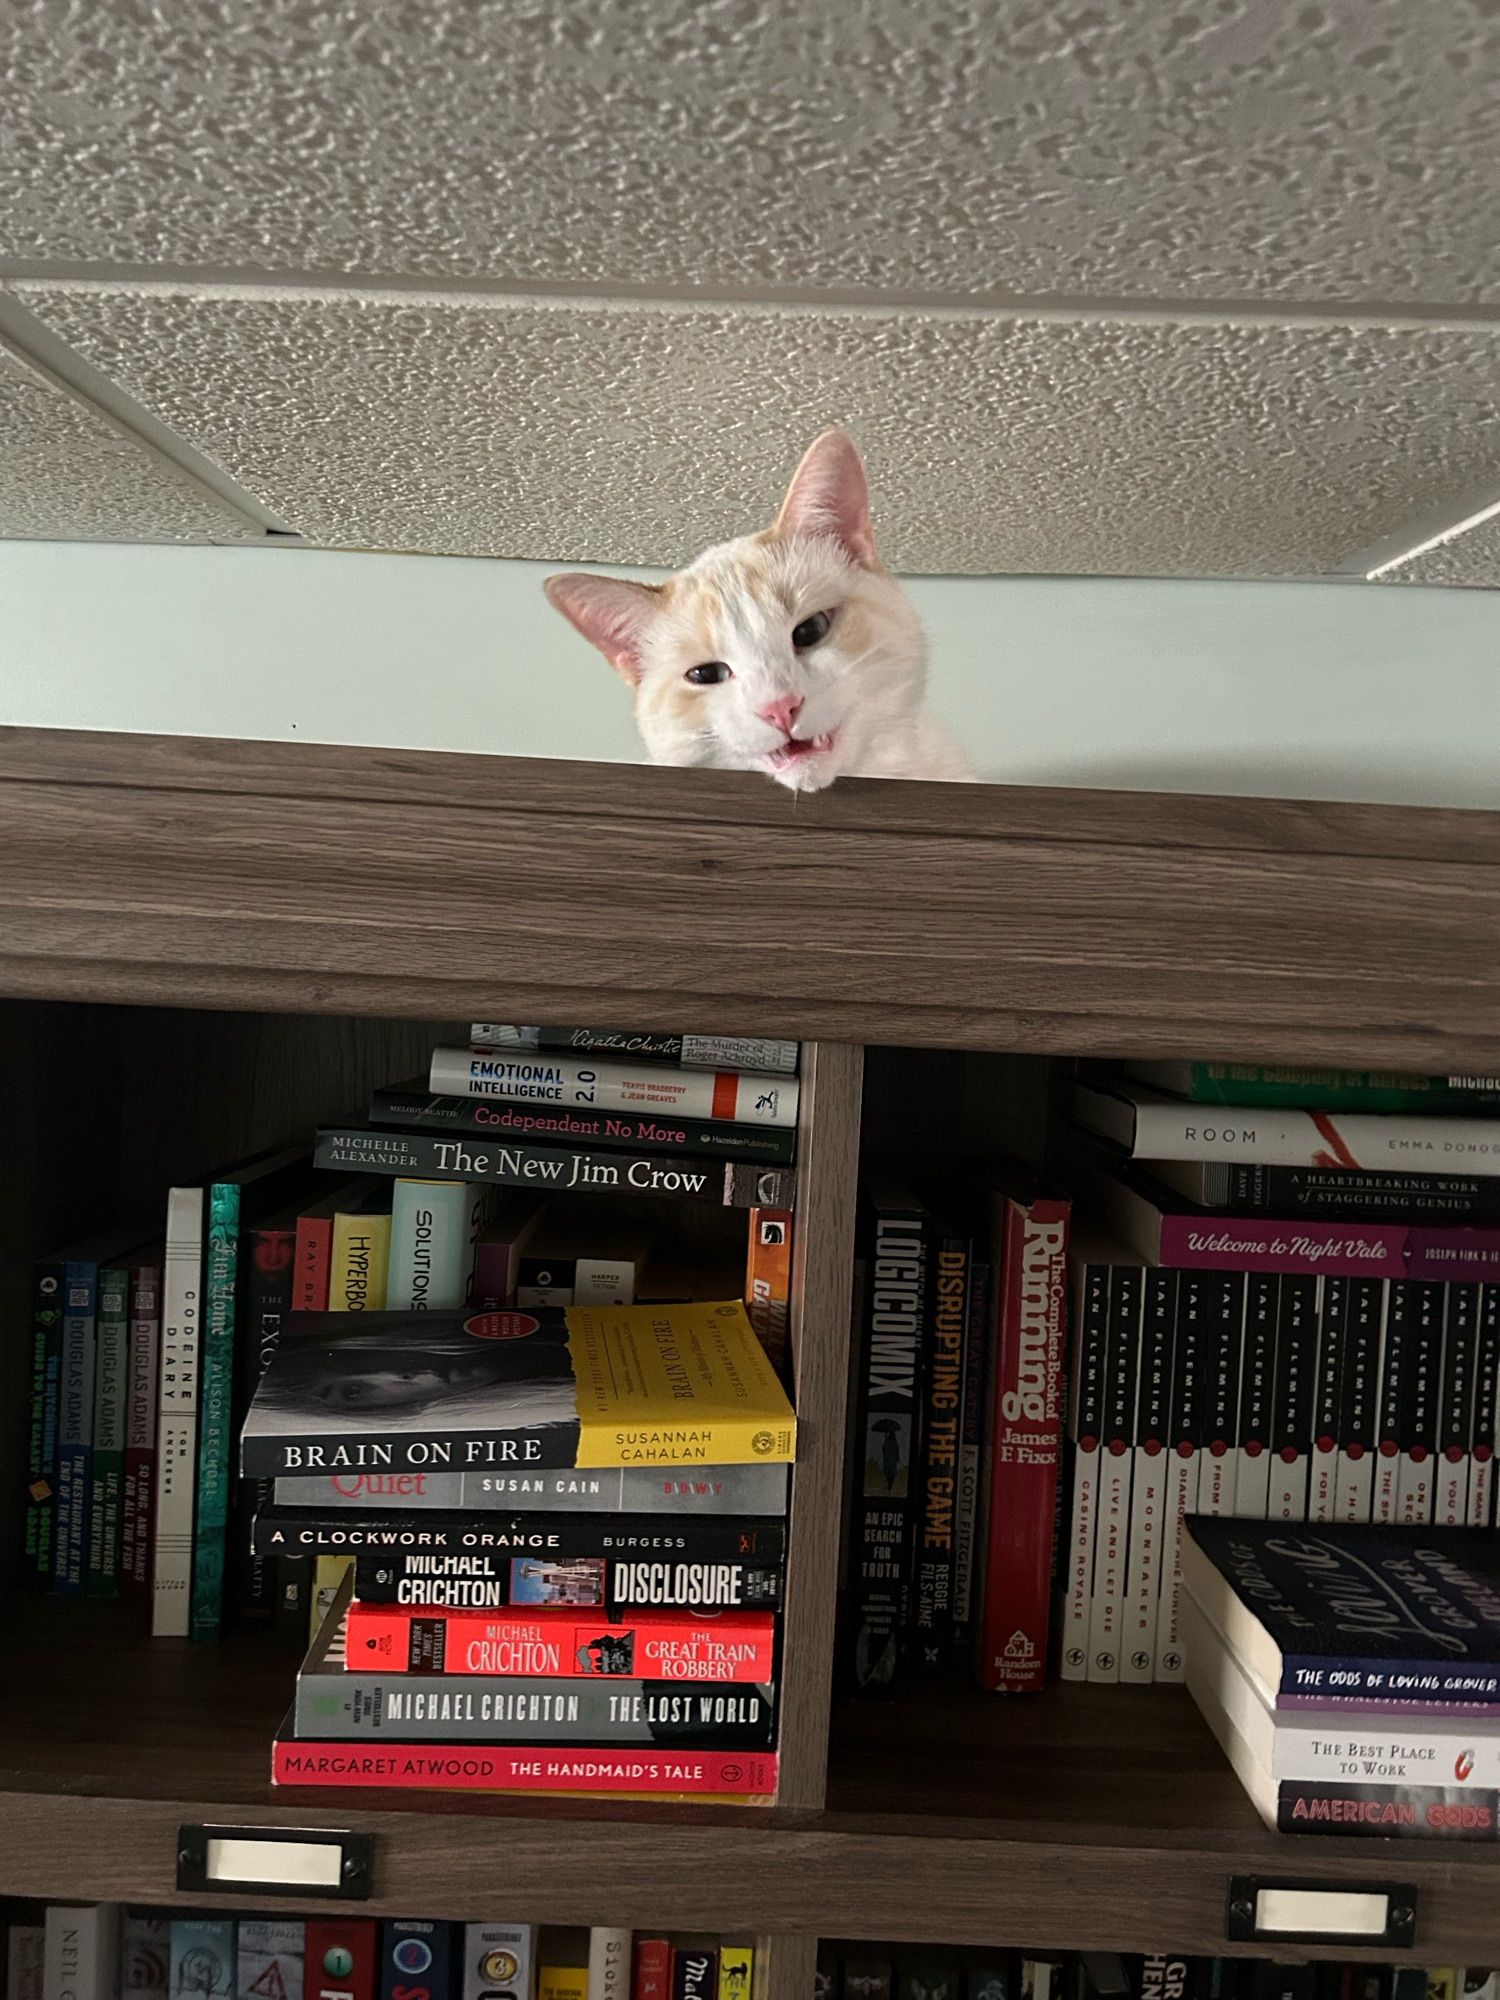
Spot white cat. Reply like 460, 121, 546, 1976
544, 429, 973, 792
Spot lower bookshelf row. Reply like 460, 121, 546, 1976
2, 1607, 1499, 1962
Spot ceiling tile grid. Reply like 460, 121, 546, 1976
2, 0, 1497, 308
11, 282, 1500, 578
0, 339, 263, 542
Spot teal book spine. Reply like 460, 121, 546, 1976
85, 1262, 131, 1596
191, 1182, 241, 1640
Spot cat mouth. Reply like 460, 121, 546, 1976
764, 730, 836, 772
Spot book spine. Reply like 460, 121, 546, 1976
346, 1600, 777, 1680
45, 1907, 118, 2000
8, 1926, 44, 2000
273, 1461, 791, 1514
86, 1262, 130, 1596
294, 1209, 334, 1311
1334, 1277, 1386, 1522
462, 1928, 536, 2000
235, 1225, 298, 1621
236, 1920, 304, 2000
843, 1196, 928, 1694
950, 1256, 991, 1656
274, 1739, 779, 1794
191, 1179, 242, 1640
587, 1931, 632, 2000
379, 1920, 451, 2000
1470, 1284, 1500, 1528
715, 1947, 753, 2000
372, 1089, 798, 1166
52, 1257, 98, 1596
672, 1950, 718, 2000
303, 1922, 377, 2000
1058, 1259, 1108, 1682
633, 1940, 672, 2000
329, 1210, 391, 1312
977, 1198, 1069, 1693
153, 1186, 204, 1637
388, 1181, 492, 1313
121, 1261, 161, 1596
317, 1127, 796, 1213
1308, 1277, 1346, 1522
1267, 1275, 1319, 1521
1089, 1264, 1140, 1683
1435, 1283, 1478, 1525
432, 1047, 800, 1127
913, 1232, 966, 1674
1374, 1282, 1414, 1524
1276, 1781, 1499, 1840
255, 1506, 787, 1565
744, 1207, 794, 1379
1396, 1280, 1446, 1525
1196, 1274, 1245, 1517
355, 1549, 783, 1614
470, 1024, 799, 1074
26, 1257, 66, 1588
1202, 1163, 1500, 1223
1121, 1097, 1500, 1170
1154, 1269, 1195, 1683
1121, 1267, 1173, 1685
1235, 1274, 1278, 1521
1155, 1061, 1500, 1112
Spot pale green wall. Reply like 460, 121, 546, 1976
2, 540, 1497, 807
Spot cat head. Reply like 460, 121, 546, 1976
544, 429, 926, 793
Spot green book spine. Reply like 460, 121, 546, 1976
25, 1258, 66, 1587
86, 1263, 131, 1596
191, 1182, 241, 1640
1176, 1063, 1487, 1112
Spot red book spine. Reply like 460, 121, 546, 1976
304, 1921, 378, 2000
633, 1941, 673, 2000
346, 1602, 776, 1681
274, 1740, 777, 1795
294, 1212, 334, 1312
976, 1193, 1070, 1692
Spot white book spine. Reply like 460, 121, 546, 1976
152, 1185, 204, 1636
44, 1908, 117, 2000
586, 1931, 631, 2000
387, 1180, 494, 1312
431, 1046, 799, 1127
1087, 1445, 1130, 1682
8, 1928, 44, 2000
462, 1928, 536, 2000
1121, 1442, 1164, 1683
1111, 1090, 1500, 1169
1058, 1439, 1098, 1682
1153, 1447, 1194, 1681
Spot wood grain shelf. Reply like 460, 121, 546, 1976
3, 727, 1500, 1967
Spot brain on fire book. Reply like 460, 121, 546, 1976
239, 1301, 796, 1478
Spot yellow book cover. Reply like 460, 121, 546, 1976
566, 1300, 796, 1467
538, 1965, 588, 2000
717, 1947, 755, 2000
329, 1211, 390, 1312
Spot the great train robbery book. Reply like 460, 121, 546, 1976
240, 1302, 796, 1478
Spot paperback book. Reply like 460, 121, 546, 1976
272, 1463, 791, 1515
370, 1084, 796, 1167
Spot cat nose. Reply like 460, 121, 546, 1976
758, 695, 804, 737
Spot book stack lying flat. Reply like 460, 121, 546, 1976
243, 1298, 793, 1798
1183, 1516, 1500, 1840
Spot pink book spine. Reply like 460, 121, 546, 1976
1157, 1216, 1500, 1282
273, 1740, 777, 1795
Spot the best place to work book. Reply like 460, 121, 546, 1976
241, 1301, 796, 1478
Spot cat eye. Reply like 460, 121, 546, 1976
685, 661, 732, 686
792, 610, 834, 650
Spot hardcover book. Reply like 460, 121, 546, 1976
274, 1732, 778, 1795
241, 1301, 795, 1477
434, 1046, 799, 1126
370, 1083, 796, 1168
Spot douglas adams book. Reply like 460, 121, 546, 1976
240, 1302, 796, 1479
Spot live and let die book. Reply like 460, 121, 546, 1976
241, 1301, 796, 1479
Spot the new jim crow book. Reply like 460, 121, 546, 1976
240, 1302, 796, 1479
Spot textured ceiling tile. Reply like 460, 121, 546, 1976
1380, 516, 1500, 588
0, 340, 263, 542
2, 0, 1498, 307
15, 284, 1500, 577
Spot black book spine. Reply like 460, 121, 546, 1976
1196, 1274, 1244, 1517
845, 1191, 929, 1695
1122, 1269, 1174, 1683
251, 1504, 787, 1564
1089, 1265, 1140, 1682
368, 1088, 796, 1167
1436, 1282, 1479, 1525
1374, 1279, 1413, 1522
949, 1254, 991, 1655
1471, 1284, 1500, 1527
1152, 1268, 1191, 1682
1205, 1164, 1500, 1222
1058, 1259, 1110, 1681
673, 1951, 719, 2000
353, 1547, 784, 1613
315, 1126, 795, 1212
912, 1231, 967, 1674
1268, 1274, 1318, 1521
234, 1227, 297, 1620
1396, 1279, 1446, 1524
1308, 1275, 1347, 1520
1235, 1274, 1279, 1520
1333, 1277, 1385, 1520
1277, 1779, 1499, 1840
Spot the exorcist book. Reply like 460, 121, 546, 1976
240, 1301, 796, 1478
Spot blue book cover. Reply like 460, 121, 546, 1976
381, 1923, 456, 2000
170, 1920, 235, 2000
1186, 1516, 1500, 1701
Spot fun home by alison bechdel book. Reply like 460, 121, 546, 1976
240, 1301, 796, 1479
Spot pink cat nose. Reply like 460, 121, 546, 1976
758, 695, 804, 737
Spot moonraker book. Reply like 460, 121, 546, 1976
239, 1303, 796, 1478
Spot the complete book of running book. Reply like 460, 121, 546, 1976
240, 1302, 796, 1478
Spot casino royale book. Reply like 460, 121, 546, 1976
240, 1302, 796, 1477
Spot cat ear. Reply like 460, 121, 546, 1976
544, 573, 663, 683
773, 428, 878, 566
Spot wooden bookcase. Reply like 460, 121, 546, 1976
3, 727, 1500, 1988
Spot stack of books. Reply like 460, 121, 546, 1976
244, 1297, 793, 1797
1182, 1517, 1500, 1842
22, 1022, 798, 1646
9, 1906, 752, 2000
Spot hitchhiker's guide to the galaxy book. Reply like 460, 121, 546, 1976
240, 1301, 796, 1478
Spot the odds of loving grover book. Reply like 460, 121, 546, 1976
239, 1301, 796, 1479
